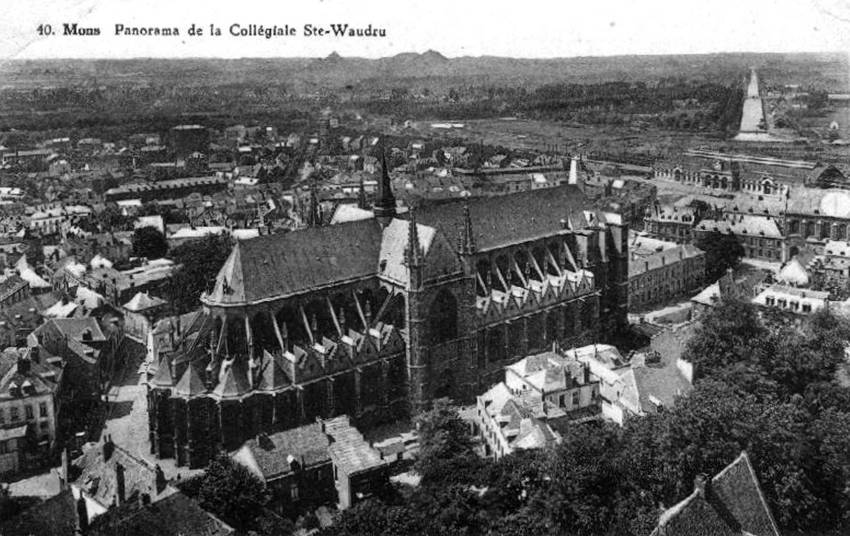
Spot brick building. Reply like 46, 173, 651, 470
629, 244, 706, 310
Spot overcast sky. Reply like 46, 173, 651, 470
1, 0, 849, 60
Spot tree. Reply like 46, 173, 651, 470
695, 230, 745, 281
547, 423, 624, 536
686, 299, 768, 376
190, 454, 269, 531
413, 398, 483, 487
168, 233, 233, 313
132, 226, 168, 260
97, 204, 132, 231
24, 239, 44, 268
810, 408, 850, 526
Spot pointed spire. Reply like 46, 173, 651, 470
460, 198, 476, 255
308, 183, 321, 227
406, 208, 423, 267
373, 150, 397, 222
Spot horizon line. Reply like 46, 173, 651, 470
1, 49, 846, 63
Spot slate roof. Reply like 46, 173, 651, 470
506, 351, 588, 392
377, 217, 461, 286
0, 348, 61, 402
618, 360, 693, 414
123, 292, 167, 313
0, 488, 79, 536
695, 215, 783, 239
211, 361, 251, 399
205, 185, 597, 306
234, 422, 332, 481
150, 356, 175, 387
203, 185, 600, 306
478, 381, 561, 452
88, 491, 234, 536
41, 317, 106, 342
174, 363, 206, 397
0, 274, 28, 302
415, 185, 591, 252
629, 244, 704, 277
73, 440, 176, 510
205, 219, 383, 306
255, 350, 290, 392
325, 415, 385, 476
651, 451, 781, 536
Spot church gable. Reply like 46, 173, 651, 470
423, 229, 463, 281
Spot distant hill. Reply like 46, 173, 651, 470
0, 51, 846, 92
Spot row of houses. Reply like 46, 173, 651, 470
475, 341, 694, 459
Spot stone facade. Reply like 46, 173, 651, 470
146, 177, 629, 468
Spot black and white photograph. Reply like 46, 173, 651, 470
0, 1, 848, 534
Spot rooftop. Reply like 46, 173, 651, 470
652, 451, 780, 536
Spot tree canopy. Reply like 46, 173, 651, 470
168, 233, 233, 313
131, 225, 168, 260
178, 453, 292, 535
695, 230, 745, 281
323, 300, 850, 535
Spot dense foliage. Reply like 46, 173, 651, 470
168, 233, 233, 313
322, 300, 850, 536
131, 225, 168, 260
695, 230, 746, 281
178, 454, 293, 535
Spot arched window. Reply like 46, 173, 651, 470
429, 290, 458, 343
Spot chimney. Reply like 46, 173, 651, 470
115, 462, 126, 505
103, 434, 115, 461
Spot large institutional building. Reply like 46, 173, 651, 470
146, 162, 630, 468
